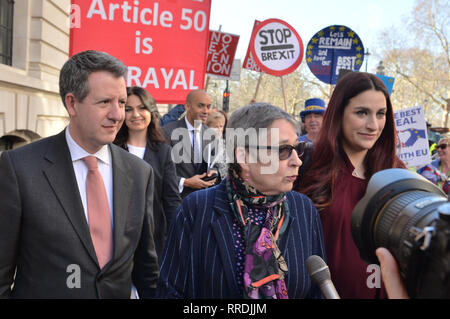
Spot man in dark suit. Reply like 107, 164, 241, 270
0, 50, 159, 298
163, 90, 218, 199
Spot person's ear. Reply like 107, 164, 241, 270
184, 101, 191, 112
65, 93, 77, 117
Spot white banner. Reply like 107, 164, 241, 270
395, 105, 430, 168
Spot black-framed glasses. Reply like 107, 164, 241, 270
436, 143, 449, 150
247, 142, 306, 160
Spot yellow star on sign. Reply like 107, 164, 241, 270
317, 31, 324, 37
356, 59, 362, 65
308, 45, 313, 50
307, 57, 312, 63
347, 31, 355, 37
330, 26, 335, 31
307, 50, 312, 55
353, 38, 359, 44
311, 38, 318, 44
339, 26, 345, 31
356, 46, 362, 51
356, 53, 362, 58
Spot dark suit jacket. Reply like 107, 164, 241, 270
142, 141, 181, 261
0, 130, 159, 299
156, 179, 327, 298
162, 119, 217, 199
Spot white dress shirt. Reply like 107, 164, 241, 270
65, 127, 114, 226
178, 117, 203, 192
127, 144, 146, 160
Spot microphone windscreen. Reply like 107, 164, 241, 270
306, 255, 331, 284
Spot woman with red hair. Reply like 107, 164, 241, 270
296, 71, 405, 299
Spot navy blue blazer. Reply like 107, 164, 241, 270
156, 179, 326, 298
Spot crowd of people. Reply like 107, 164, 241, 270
1, 49, 446, 299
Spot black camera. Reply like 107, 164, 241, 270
351, 168, 450, 298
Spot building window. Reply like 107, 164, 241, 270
0, 0, 14, 66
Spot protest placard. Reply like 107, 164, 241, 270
306, 25, 364, 85
243, 20, 261, 72
206, 30, 239, 78
249, 18, 303, 76
70, 0, 211, 104
395, 105, 431, 168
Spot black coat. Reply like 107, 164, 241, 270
143, 141, 181, 260
162, 119, 218, 199
0, 130, 159, 298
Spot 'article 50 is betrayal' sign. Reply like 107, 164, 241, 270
70, 0, 211, 104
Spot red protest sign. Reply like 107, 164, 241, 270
250, 18, 304, 76
243, 20, 261, 72
206, 30, 239, 78
70, 0, 211, 104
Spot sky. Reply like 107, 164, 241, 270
209, 0, 417, 72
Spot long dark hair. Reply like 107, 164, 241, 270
297, 72, 405, 211
114, 86, 166, 150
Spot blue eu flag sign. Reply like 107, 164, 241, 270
376, 74, 395, 96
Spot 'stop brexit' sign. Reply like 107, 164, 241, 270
249, 18, 304, 76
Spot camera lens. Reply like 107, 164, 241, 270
373, 190, 444, 272
351, 169, 447, 265
351, 168, 448, 297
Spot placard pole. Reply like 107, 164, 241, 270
281, 76, 288, 112
252, 72, 263, 102
205, 75, 210, 90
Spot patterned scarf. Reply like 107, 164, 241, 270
226, 169, 289, 299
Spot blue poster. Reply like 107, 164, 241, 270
306, 25, 364, 85
376, 74, 395, 96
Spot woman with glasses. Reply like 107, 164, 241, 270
296, 72, 406, 299
157, 103, 326, 299
417, 135, 450, 194
114, 86, 181, 262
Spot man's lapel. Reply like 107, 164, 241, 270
110, 145, 133, 258
42, 131, 98, 265
178, 119, 197, 174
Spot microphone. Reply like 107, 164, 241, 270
306, 255, 340, 299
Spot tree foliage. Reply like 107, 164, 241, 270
375, 0, 449, 127
207, 62, 330, 122
207, 0, 449, 128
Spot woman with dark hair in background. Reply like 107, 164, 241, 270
114, 86, 181, 262
296, 72, 405, 298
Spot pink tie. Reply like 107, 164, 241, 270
83, 156, 113, 268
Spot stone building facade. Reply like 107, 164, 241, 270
0, 0, 71, 151
0, 0, 172, 153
